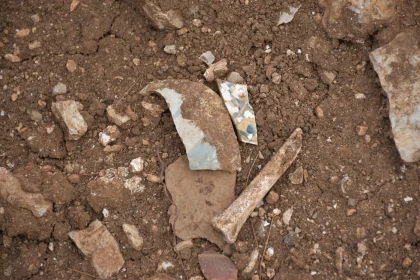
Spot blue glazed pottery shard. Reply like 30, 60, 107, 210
217, 80, 258, 145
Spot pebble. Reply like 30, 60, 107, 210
66, 59, 77, 73
99, 125, 120, 146
258, 151, 264, 159
174, 240, 193, 253
204, 59, 229, 82
226, 72, 244, 84
104, 144, 124, 153
51, 100, 87, 140
146, 174, 160, 183
356, 125, 368, 136
355, 93, 366, 99
319, 70, 336, 85
192, 19, 202, 27
106, 105, 131, 127
265, 191, 279, 204
3, 235, 12, 247
335, 247, 344, 273
272, 208, 281, 215
283, 208, 293, 225
402, 257, 412, 268
289, 166, 304, 185
5, 54, 21, 62
315, 106, 324, 118
31, 14, 40, 23
48, 242, 54, 251
283, 231, 299, 246
122, 223, 144, 251
242, 249, 259, 275
15, 28, 30, 37
266, 268, 275, 279
164, 45, 176, 54
347, 209, 357, 216
271, 73, 281, 84
4, 265, 12, 277
330, 176, 339, 184
133, 58, 140, 66
52, 82, 67, 95
177, 28, 188, 36
130, 157, 144, 173
266, 247, 274, 257
199, 51, 215, 65
28, 41, 41, 50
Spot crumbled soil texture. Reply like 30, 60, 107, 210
1, 0, 420, 279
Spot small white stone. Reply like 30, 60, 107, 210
130, 157, 144, 173
266, 247, 274, 257
404, 196, 413, 202
52, 82, 67, 95
48, 242, 54, 251
272, 208, 281, 215
102, 208, 109, 217
355, 93, 366, 99
283, 208, 293, 225
164, 45, 177, 55
160, 261, 174, 271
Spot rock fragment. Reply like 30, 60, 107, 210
242, 249, 259, 275
0, 168, 52, 217
52, 82, 67, 95
66, 60, 77, 73
130, 157, 144, 173
69, 220, 124, 279
122, 223, 144, 251
319, 70, 336, 85
356, 125, 368, 136
51, 100, 88, 140
320, 0, 396, 42
164, 45, 176, 54
226, 72, 244, 84
217, 80, 258, 145
402, 257, 413, 268
198, 250, 238, 280
277, 5, 301, 25
142, 1, 184, 30
265, 191, 279, 204
204, 59, 229, 82
166, 156, 236, 248
28, 41, 41, 50
106, 105, 131, 127
5, 54, 21, 62
315, 106, 324, 118
99, 125, 120, 146
174, 240, 193, 253
283, 208, 293, 225
199, 51, 215, 65
140, 79, 241, 172
289, 166, 304, 185
370, 29, 420, 162
124, 176, 145, 194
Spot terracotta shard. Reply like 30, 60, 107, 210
217, 80, 257, 145
370, 29, 420, 162
198, 250, 238, 280
165, 156, 236, 248
140, 79, 241, 172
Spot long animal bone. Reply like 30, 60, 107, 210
211, 128, 303, 243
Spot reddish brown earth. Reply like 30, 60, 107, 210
1, 0, 420, 279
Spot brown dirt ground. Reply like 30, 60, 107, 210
1, 0, 420, 279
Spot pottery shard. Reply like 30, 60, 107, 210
51, 100, 87, 140
0, 167, 52, 217
320, 0, 396, 42
198, 250, 238, 280
140, 79, 241, 172
142, 0, 184, 30
69, 220, 124, 279
369, 29, 420, 162
165, 156, 236, 248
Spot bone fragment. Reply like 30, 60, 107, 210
211, 128, 302, 243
